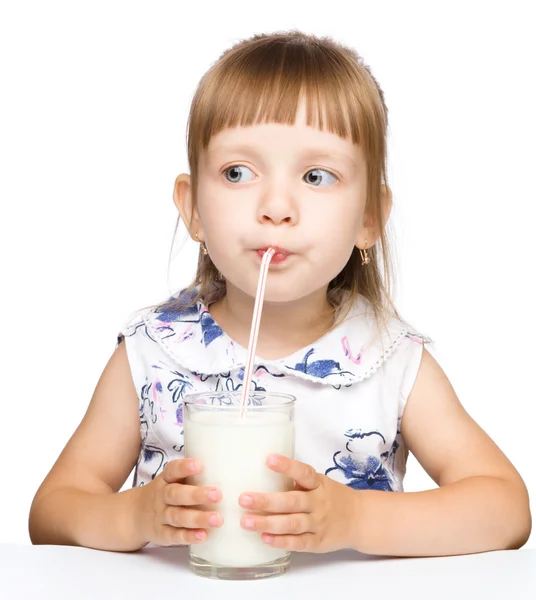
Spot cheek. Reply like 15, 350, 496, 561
197, 186, 235, 231
308, 202, 360, 245
196, 189, 251, 264
322, 236, 356, 279
198, 193, 263, 257
310, 208, 360, 270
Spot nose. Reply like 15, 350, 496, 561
257, 183, 298, 226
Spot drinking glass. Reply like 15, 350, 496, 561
183, 390, 296, 580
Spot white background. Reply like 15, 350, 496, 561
0, 0, 534, 548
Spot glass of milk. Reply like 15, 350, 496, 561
183, 390, 296, 580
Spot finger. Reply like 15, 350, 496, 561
160, 524, 208, 546
266, 455, 319, 490
163, 458, 202, 483
261, 533, 316, 552
241, 513, 311, 535
164, 482, 222, 506
238, 490, 310, 513
163, 506, 223, 529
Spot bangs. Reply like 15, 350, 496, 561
188, 34, 377, 153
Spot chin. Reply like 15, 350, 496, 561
261, 283, 324, 305
227, 271, 330, 305
260, 291, 298, 304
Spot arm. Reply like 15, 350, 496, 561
28, 340, 147, 551
350, 347, 532, 557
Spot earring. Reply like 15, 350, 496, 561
359, 240, 370, 265
195, 232, 208, 255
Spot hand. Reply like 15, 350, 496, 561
135, 458, 223, 547
238, 455, 359, 553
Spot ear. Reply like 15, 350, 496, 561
357, 185, 392, 248
173, 173, 203, 241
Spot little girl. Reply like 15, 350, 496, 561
29, 30, 531, 557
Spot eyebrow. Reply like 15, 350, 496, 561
209, 144, 358, 169
303, 150, 358, 169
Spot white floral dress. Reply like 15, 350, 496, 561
117, 287, 425, 492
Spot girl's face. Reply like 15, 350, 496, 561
175, 99, 385, 304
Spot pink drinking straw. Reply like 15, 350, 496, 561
240, 247, 276, 413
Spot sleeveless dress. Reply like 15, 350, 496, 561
117, 287, 426, 492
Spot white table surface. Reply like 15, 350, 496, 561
1, 544, 535, 599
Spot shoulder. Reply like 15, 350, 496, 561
344, 296, 432, 402
116, 287, 201, 346
320, 295, 428, 387
116, 306, 152, 347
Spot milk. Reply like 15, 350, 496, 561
184, 408, 295, 567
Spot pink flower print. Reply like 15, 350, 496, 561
177, 324, 194, 343
152, 380, 161, 403
153, 379, 167, 420
341, 336, 363, 365
161, 323, 194, 344
155, 322, 195, 344
408, 334, 424, 344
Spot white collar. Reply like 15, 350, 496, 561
141, 288, 410, 387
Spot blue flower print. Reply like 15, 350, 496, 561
213, 369, 267, 395
176, 402, 183, 425
191, 370, 213, 383
140, 380, 156, 425
152, 290, 224, 347
154, 324, 179, 342
156, 289, 199, 322
379, 417, 402, 471
173, 404, 184, 454
142, 445, 166, 480
285, 348, 354, 380
326, 453, 393, 491
325, 429, 396, 491
196, 392, 234, 406
167, 371, 194, 403
253, 365, 286, 379
380, 439, 399, 465
248, 392, 269, 406
344, 428, 386, 450
199, 310, 224, 346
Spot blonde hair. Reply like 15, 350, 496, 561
147, 30, 430, 343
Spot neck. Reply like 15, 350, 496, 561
208, 282, 335, 360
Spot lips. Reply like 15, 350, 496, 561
256, 246, 291, 257
255, 246, 292, 264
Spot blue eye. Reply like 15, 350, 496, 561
304, 169, 338, 186
223, 165, 255, 183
